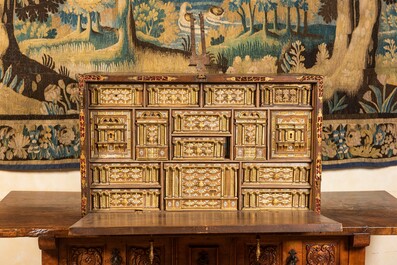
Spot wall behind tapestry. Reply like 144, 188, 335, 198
0, 0, 396, 169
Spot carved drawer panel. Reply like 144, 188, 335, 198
173, 137, 227, 160
303, 241, 340, 265
90, 163, 160, 186
164, 163, 239, 210
242, 189, 310, 210
136, 110, 168, 160
147, 84, 199, 106
89, 84, 144, 106
271, 111, 312, 159
242, 163, 311, 185
172, 110, 231, 134
260, 84, 312, 106
234, 110, 267, 160
91, 189, 160, 211
203, 84, 256, 106
90, 110, 131, 159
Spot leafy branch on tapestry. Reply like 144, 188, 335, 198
359, 85, 397, 113
0, 66, 25, 94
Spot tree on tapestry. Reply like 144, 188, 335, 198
312, 0, 397, 101
0, 0, 78, 115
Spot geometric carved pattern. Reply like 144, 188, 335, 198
242, 189, 310, 209
204, 84, 256, 106
173, 137, 227, 160
164, 163, 239, 210
147, 84, 199, 106
173, 110, 231, 134
235, 111, 267, 160
70, 247, 103, 265
90, 84, 143, 106
90, 163, 160, 185
242, 163, 311, 184
271, 111, 312, 158
306, 243, 336, 265
91, 189, 160, 211
260, 84, 312, 106
248, 245, 278, 265
127, 246, 161, 265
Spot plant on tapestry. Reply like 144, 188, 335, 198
0, 125, 80, 161
322, 123, 397, 161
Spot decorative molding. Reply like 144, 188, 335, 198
128, 75, 178, 82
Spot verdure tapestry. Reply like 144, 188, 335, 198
0, 0, 396, 169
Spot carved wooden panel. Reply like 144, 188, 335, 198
70, 247, 104, 265
147, 84, 199, 106
234, 110, 267, 160
173, 137, 227, 160
242, 163, 310, 185
127, 246, 161, 265
90, 111, 131, 159
271, 111, 312, 158
190, 247, 219, 265
305, 242, 338, 265
204, 84, 256, 106
89, 84, 144, 106
91, 189, 160, 211
260, 84, 312, 106
90, 163, 160, 186
136, 110, 168, 160
173, 110, 231, 134
241, 189, 310, 209
164, 163, 238, 210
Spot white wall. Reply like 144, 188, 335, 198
0, 166, 396, 264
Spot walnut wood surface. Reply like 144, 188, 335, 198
68, 210, 342, 236
0, 191, 81, 237
1, 190, 397, 237
322, 191, 397, 235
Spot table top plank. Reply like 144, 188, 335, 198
1, 190, 397, 237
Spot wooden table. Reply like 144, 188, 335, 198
1, 191, 396, 264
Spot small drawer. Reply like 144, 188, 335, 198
90, 110, 132, 159
271, 111, 312, 159
234, 110, 267, 160
173, 137, 227, 160
164, 163, 239, 210
89, 84, 144, 106
242, 163, 311, 185
172, 110, 231, 134
147, 84, 199, 106
91, 189, 160, 211
242, 188, 310, 210
90, 163, 160, 186
260, 84, 312, 106
204, 84, 256, 106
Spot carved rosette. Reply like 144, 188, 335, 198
306, 243, 336, 265
70, 247, 103, 265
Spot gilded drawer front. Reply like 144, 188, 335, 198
90, 163, 160, 186
242, 163, 311, 185
172, 110, 231, 134
91, 189, 160, 211
260, 84, 312, 106
89, 84, 144, 106
135, 110, 169, 160
90, 110, 131, 159
271, 111, 312, 158
234, 111, 267, 160
147, 84, 199, 106
173, 137, 227, 160
242, 189, 310, 210
164, 163, 239, 210
204, 84, 256, 106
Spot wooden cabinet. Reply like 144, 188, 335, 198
78, 74, 323, 214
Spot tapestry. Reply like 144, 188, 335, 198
0, 0, 396, 170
